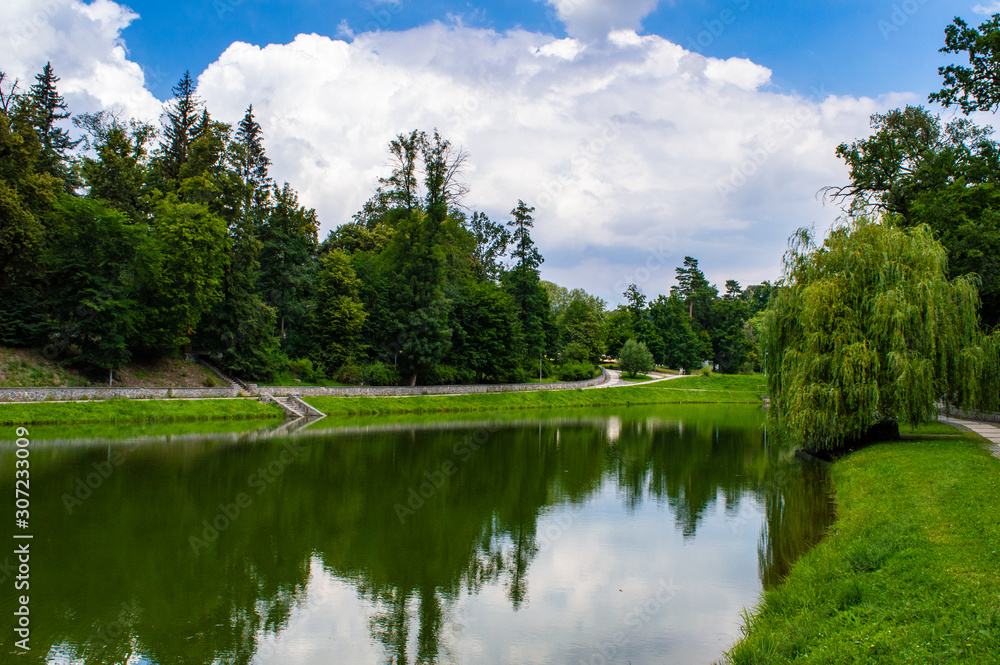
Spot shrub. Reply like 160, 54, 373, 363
334, 362, 364, 385
558, 361, 596, 382
288, 358, 319, 383
364, 362, 400, 386
426, 364, 475, 386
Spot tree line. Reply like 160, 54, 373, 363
0, 64, 767, 385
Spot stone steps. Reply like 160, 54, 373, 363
261, 393, 326, 419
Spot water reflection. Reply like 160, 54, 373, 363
0, 405, 832, 664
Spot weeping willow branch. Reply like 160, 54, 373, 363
763, 215, 999, 449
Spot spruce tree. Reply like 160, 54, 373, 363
233, 105, 271, 193
27, 62, 79, 188
159, 71, 205, 180
503, 200, 553, 364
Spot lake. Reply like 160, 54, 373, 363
0, 404, 832, 664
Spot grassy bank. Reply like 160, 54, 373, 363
303, 373, 764, 416
0, 398, 284, 427
726, 427, 1000, 664
0, 374, 765, 425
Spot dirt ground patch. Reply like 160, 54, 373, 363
0, 347, 226, 388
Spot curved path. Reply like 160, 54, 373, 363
587, 369, 690, 389
940, 414, 1000, 459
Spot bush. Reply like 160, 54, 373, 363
426, 364, 475, 386
334, 362, 364, 385
288, 358, 320, 383
363, 362, 400, 386
557, 361, 596, 382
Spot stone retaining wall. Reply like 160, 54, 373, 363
256, 368, 609, 397
0, 386, 240, 403
0, 369, 608, 403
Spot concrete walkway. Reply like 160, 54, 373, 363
587, 368, 689, 389
940, 414, 1000, 459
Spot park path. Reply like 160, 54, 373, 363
587, 369, 689, 389
940, 414, 1000, 459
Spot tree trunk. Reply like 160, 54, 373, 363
409, 372, 417, 387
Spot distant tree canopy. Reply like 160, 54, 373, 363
764, 218, 997, 450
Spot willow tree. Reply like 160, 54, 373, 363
764, 217, 996, 449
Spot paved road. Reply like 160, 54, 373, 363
940, 414, 1000, 459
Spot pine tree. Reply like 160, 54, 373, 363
233, 105, 271, 193
159, 71, 205, 180
503, 200, 553, 363
671, 256, 710, 318
508, 200, 542, 271
27, 62, 79, 188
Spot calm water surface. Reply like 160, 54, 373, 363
0, 405, 832, 664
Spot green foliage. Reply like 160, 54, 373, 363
156, 71, 208, 182
75, 111, 155, 220
0, 95, 58, 289
141, 195, 228, 350
44, 196, 145, 371
930, 13, 1000, 113
648, 294, 707, 370
556, 361, 596, 381
449, 281, 523, 383
259, 184, 319, 356
618, 338, 655, 378
764, 218, 987, 449
362, 361, 400, 386
314, 249, 367, 370
26, 62, 80, 189
831, 106, 999, 224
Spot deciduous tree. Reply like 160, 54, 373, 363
764, 217, 991, 450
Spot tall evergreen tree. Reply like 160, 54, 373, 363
232, 105, 271, 199
158, 71, 205, 181
27, 62, 79, 189
503, 200, 554, 363
671, 256, 711, 319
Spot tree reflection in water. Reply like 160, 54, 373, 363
0, 405, 831, 663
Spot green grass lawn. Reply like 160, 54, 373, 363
726, 426, 1000, 664
302, 373, 764, 416
620, 374, 654, 382
0, 372, 765, 425
0, 398, 284, 426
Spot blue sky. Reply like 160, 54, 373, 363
1, 0, 994, 302
121, 0, 963, 103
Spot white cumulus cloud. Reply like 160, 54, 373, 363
974, 1, 1000, 15
540, 0, 663, 40
0, 0, 162, 121
196, 23, 897, 301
